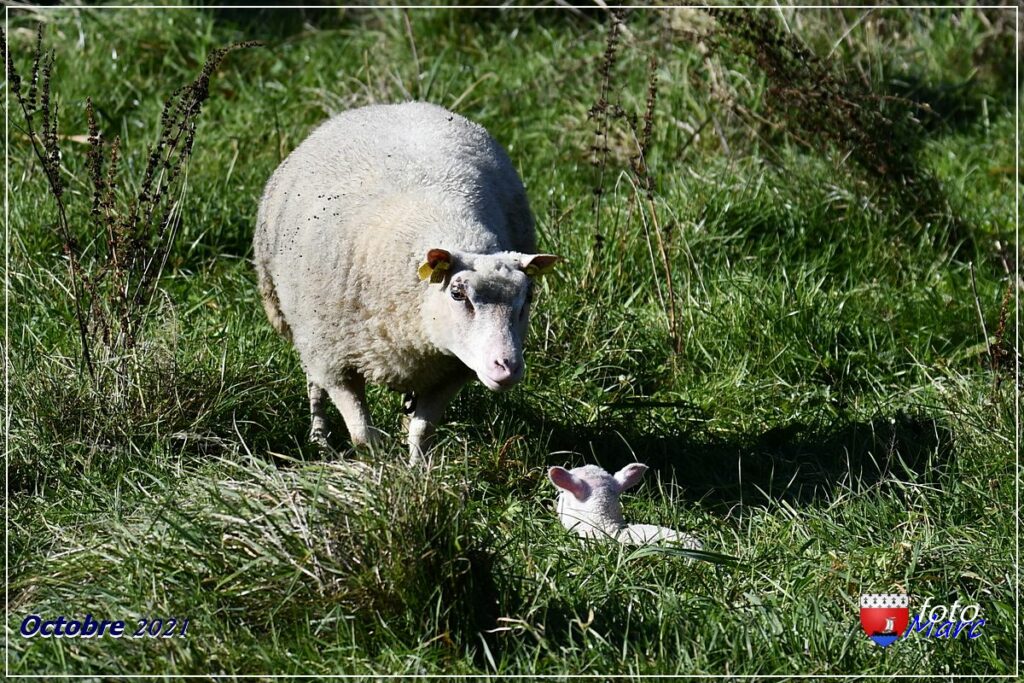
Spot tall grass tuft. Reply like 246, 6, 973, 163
10, 458, 503, 666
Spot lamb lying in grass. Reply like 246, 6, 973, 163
548, 463, 702, 549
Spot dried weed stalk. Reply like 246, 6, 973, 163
4, 25, 259, 384
990, 279, 1016, 396
704, 9, 970, 250
588, 9, 624, 242
587, 12, 681, 352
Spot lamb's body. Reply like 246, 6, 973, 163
549, 463, 702, 550
255, 103, 546, 458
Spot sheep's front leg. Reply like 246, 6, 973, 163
308, 381, 330, 447
327, 372, 382, 448
407, 376, 468, 464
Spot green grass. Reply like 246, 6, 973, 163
5, 6, 1018, 677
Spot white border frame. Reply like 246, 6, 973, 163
3, 3, 1019, 679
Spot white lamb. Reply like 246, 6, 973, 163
548, 463, 702, 549
254, 102, 558, 460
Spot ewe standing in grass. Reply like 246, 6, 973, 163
255, 102, 558, 461
549, 463, 702, 549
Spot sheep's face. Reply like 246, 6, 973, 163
548, 463, 648, 535
420, 249, 558, 392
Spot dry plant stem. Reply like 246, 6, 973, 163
969, 262, 991, 368
129, 42, 259, 329
131, 90, 205, 313
129, 42, 260, 343
636, 56, 679, 353
588, 11, 623, 259
585, 17, 679, 351
633, 184, 667, 325
4, 26, 259, 380
991, 279, 1013, 395
704, 8, 971, 251
646, 199, 679, 353
87, 101, 129, 352
4, 28, 96, 377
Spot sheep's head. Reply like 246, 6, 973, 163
419, 248, 559, 391
547, 463, 648, 537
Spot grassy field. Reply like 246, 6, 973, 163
5, 5, 1018, 678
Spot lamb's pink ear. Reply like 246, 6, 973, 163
548, 466, 590, 500
613, 463, 648, 491
520, 254, 561, 277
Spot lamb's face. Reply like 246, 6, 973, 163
553, 466, 623, 531
420, 250, 558, 392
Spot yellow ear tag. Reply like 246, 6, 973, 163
418, 260, 450, 283
430, 261, 449, 283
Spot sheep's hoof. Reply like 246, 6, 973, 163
310, 428, 332, 453
407, 443, 427, 467
350, 427, 386, 451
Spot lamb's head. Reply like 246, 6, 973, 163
548, 463, 648, 538
419, 248, 559, 391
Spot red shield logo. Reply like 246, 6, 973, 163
860, 593, 909, 647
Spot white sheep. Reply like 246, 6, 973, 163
254, 102, 558, 461
548, 463, 702, 549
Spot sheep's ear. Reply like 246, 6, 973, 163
418, 248, 452, 283
520, 254, 560, 277
613, 463, 648, 491
548, 466, 590, 500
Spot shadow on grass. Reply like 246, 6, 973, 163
208, 6, 354, 41
528, 409, 953, 513
887, 74, 1007, 135
207, 5, 595, 44
708, 9, 1017, 261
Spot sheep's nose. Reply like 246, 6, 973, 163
490, 358, 523, 386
